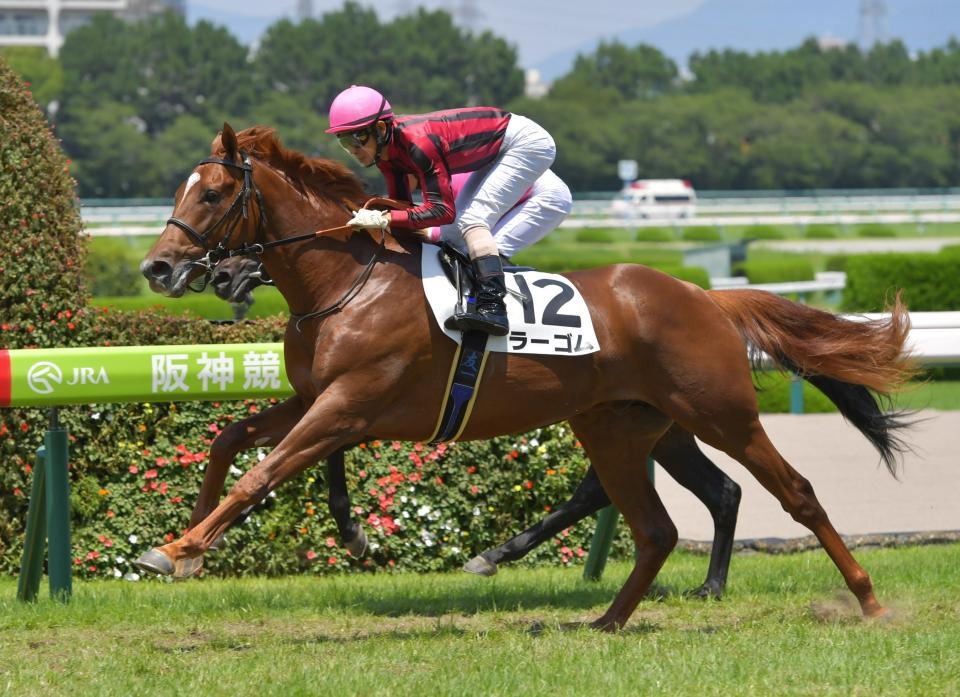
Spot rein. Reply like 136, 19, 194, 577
172, 151, 391, 330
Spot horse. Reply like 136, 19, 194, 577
209, 253, 741, 597
139, 123, 915, 630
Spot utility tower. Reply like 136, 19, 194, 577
859, 0, 888, 48
452, 0, 483, 33
296, 0, 313, 21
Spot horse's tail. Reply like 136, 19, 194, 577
708, 289, 918, 477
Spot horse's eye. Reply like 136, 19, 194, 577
203, 189, 220, 203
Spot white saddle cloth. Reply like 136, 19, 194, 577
421, 248, 600, 356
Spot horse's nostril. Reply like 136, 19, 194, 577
144, 259, 173, 281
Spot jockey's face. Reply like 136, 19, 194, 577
337, 122, 386, 167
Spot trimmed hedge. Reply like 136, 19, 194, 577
843, 253, 960, 311
734, 259, 814, 284
84, 238, 145, 297
743, 225, 784, 240
804, 225, 839, 239
635, 227, 675, 242
857, 224, 898, 238
681, 226, 722, 242
574, 228, 615, 244
824, 255, 849, 272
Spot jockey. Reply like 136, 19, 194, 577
326, 84, 559, 337
425, 170, 572, 261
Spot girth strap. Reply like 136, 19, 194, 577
426, 330, 490, 444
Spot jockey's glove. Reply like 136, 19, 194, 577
348, 208, 390, 231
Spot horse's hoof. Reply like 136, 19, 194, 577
463, 555, 498, 577
683, 583, 722, 600
209, 533, 226, 551
589, 616, 622, 633
134, 548, 175, 576
345, 527, 368, 557
134, 548, 203, 579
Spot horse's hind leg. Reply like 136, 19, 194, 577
464, 467, 609, 576
569, 403, 676, 631
651, 426, 741, 599
688, 409, 886, 618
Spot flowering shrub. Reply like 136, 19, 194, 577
0, 57, 632, 579
5, 399, 632, 579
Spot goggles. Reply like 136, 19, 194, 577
337, 128, 373, 152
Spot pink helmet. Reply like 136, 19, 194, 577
325, 85, 394, 134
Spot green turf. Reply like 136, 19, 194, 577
3, 545, 958, 695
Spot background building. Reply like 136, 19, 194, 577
0, 0, 184, 55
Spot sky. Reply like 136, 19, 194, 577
188, 0, 960, 80
188, 0, 705, 66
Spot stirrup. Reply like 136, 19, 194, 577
445, 307, 508, 336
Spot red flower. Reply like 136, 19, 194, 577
524, 480, 533, 490
306, 550, 317, 560
164, 533, 174, 542
155, 457, 169, 467
144, 469, 158, 479
325, 537, 336, 547
128, 465, 138, 474
327, 556, 337, 565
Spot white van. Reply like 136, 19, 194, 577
612, 179, 696, 219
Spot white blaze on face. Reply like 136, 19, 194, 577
183, 171, 201, 199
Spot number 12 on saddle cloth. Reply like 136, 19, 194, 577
421, 248, 600, 356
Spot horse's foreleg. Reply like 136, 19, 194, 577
137, 391, 368, 577
464, 467, 608, 576
190, 396, 306, 529
651, 425, 741, 600
325, 448, 368, 556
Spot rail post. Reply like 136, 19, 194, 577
789, 374, 805, 414
16, 408, 72, 602
16, 446, 48, 602
583, 457, 655, 581
44, 408, 72, 600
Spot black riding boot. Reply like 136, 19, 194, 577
446, 254, 509, 336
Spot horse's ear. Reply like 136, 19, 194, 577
221, 122, 239, 160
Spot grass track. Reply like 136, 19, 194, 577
2, 545, 958, 695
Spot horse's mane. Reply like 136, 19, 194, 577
232, 126, 367, 207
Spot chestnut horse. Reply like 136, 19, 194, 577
209, 254, 742, 597
139, 124, 914, 630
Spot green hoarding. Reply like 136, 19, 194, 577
0, 344, 295, 407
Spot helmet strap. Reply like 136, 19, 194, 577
372, 120, 391, 166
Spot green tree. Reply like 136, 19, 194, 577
59, 12, 254, 136
551, 40, 677, 100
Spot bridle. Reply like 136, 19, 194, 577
167, 149, 388, 329
166, 150, 267, 291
